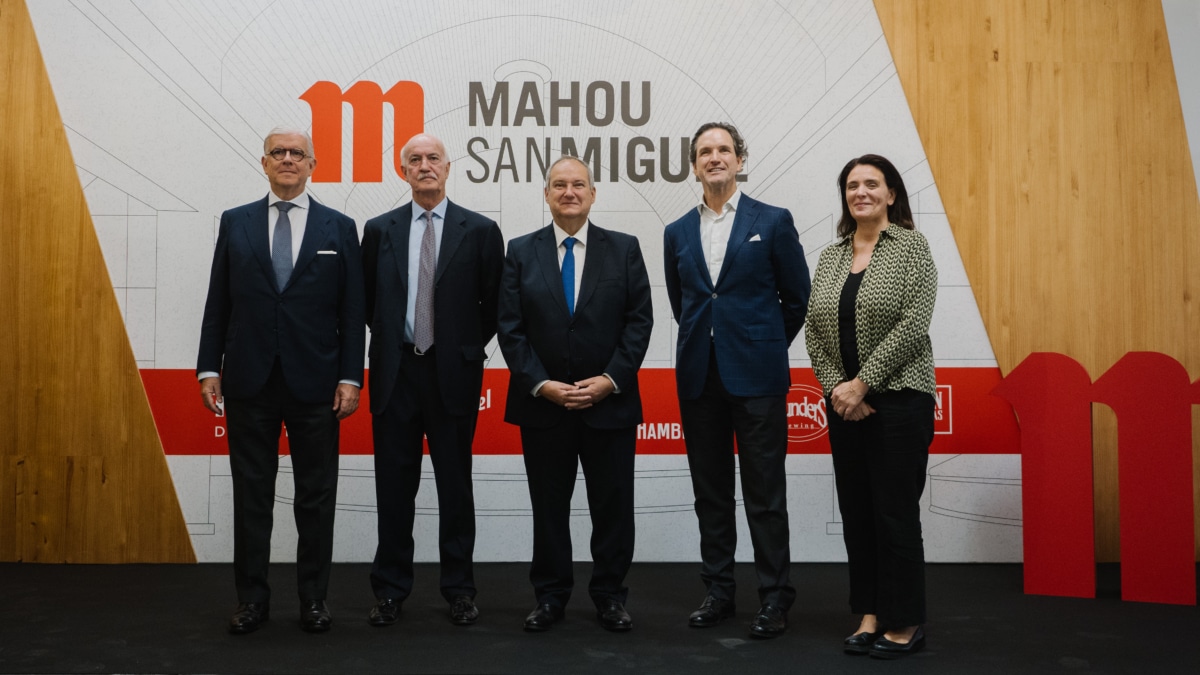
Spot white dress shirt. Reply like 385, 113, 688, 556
698, 189, 741, 285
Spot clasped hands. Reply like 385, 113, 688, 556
830, 377, 875, 422
539, 376, 614, 410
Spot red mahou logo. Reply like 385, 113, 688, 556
301, 81, 425, 183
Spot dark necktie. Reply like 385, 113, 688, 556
272, 202, 295, 290
413, 210, 437, 352
562, 236, 577, 316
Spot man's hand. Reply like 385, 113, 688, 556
568, 376, 615, 409
200, 377, 223, 414
333, 383, 360, 420
538, 376, 615, 410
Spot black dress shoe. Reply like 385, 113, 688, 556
748, 604, 787, 639
688, 596, 735, 627
228, 602, 269, 635
300, 600, 332, 633
595, 599, 633, 632
368, 598, 400, 627
869, 626, 925, 659
523, 603, 564, 632
449, 595, 479, 626
843, 629, 885, 655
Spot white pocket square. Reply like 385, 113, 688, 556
317, 250, 338, 255
748, 234, 762, 242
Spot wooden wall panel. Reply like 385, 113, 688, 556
0, 0, 195, 562
876, 0, 1200, 560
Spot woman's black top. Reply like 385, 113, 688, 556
838, 270, 865, 379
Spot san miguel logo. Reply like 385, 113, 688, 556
301, 81, 425, 183
786, 384, 828, 443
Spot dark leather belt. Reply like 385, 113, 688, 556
402, 343, 434, 356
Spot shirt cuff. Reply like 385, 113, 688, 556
197, 371, 219, 381
532, 380, 549, 397
603, 373, 620, 394
338, 379, 361, 388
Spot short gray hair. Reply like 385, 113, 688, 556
263, 127, 315, 157
545, 155, 594, 187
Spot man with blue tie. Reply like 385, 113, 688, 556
361, 134, 504, 628
664, 122, 811, 639
198, 127, 365, 634
498, 156, 653, 633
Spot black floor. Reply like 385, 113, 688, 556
1, 562, 1197, 674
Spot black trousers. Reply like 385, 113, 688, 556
520, 415, 635, 609
370, 347, 479, 602
224, 361, 341, 604
678, 353, 795, 610
827, 388, 934, 627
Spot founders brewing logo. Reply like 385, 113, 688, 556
786, 384, 828, 443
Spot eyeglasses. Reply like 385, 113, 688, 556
267, 147, 310, 161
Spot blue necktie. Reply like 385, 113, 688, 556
562, 237, 576, 316
272, 202, 295, 290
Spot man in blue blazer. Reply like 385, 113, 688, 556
361, 134, 504, 628
663, 122, 811, 639
198, 127, 365, 634
498, 156, 653, 633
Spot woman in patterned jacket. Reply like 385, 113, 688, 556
804, 154, 937, 659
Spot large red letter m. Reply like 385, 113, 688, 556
994, 352, 1196, 605
300, 81, 424, 183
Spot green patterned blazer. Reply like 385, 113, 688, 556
805, 224, 937, 396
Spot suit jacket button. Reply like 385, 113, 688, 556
711, 292, 718, 299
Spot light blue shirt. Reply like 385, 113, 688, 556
405, 198, 448, 343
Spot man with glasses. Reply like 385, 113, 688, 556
198, 127, 365, 634
361, 133, 504, 628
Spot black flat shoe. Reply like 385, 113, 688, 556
300, 600, 332, 633
748, 604, 787, 639
688, 595, 735, 627
870, 626, 925, 659
523, 603, 564, 632
368, 598, 400, 627
843, 629, 885, 655
228, 602, 269, 635
449, 595, 479, 626
596, 599, 633, 632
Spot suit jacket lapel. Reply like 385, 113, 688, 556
574, 222, 605, 317
242, 197, 276, 291
386, 203, 413, 296
435, 201, 467, 284
288, 201, 330, 291
681, 209, 713, 289
716, 197, 758, 288
534, 225, 571, 320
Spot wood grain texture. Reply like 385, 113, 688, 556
0, 0, 195, 563
876, 0, 1200, 560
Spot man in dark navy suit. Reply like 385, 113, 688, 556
198, 127, 365, 635
498, 156, 653, 633
664, 122, 811, 639
361, 134, 504, 627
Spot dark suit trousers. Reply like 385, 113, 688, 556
679, 351, 796, 610
224, 361, 340, 604
520, 414, 635, 610
827, 388, 934, 627
370, 347, 478, 602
